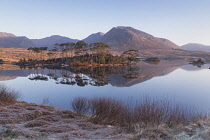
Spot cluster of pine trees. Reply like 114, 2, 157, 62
20, 41, 140, 66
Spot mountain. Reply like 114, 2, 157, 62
0, 32, 35, 48
181, 43, 210, 52
31, 35, 79, 50
0, 32, 16, 38
83, 32, 104, 44
83, 26, 181, 51
0, 27, 181, 51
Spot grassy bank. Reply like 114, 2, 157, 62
71, 97, 210, 139
0, 85, 209, 139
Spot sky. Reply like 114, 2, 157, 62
0, 0, 210, 46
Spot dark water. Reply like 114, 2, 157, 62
0, 61, 210, 112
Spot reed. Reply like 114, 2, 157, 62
71, 96, 205, 129
72, 97, 89, 115
0, 84, 20, 104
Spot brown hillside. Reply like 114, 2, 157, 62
0, 32, 16, 38
99, 26, 181, 51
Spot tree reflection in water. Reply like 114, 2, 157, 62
26, 65, 140, 87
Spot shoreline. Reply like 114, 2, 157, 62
0, 101, 133, 140
0, 101, 210, 140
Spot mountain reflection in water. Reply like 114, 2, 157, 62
27, 65, 141, 87
1, 61, 210, 111
0, 61, 193, 87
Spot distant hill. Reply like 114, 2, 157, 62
82, 26, 181, 51
0, 27, 181, 52
0, 32, 16, 38
83, 32, 104, 44
181, 43, 210, 52
0, 32, 35, 48
31, 35, 79, 50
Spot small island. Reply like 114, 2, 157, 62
17, 41, 140, 68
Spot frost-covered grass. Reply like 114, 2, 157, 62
0, 99, 209, 139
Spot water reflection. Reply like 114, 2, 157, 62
1, 60, 209, 88
26, 65, 142, 87
0, 61, 187, 87
1, 61, 210, 111
42, 97, 50, 105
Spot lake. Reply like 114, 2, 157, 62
0, 61, 210, 112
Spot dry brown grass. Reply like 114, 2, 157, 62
0, 84, 20, 105
0, 48, 60, 63
25, 120, 51, 128
0, 48, 28, 62
0, 102, 133, 139
0, 100, 209, 139
71, 96, 205, 130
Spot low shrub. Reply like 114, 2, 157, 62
0, 84, 20, 104
71, 96, 205, 129
89, 97, 126, 125
72, 97, 89, 115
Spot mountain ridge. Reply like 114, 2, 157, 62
0, 36, 35, 48
83, 32, 104, 44
0, 26, 181, 51
83, 26, 181, 51
97, 26, 181, 51
181, 43, 210, 52
31, 35, 79, 50
0, 32, 16, 38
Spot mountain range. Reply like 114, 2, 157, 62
1, 27, 210, 54
0, 32, 35, 48
31, 35, 79, 49
0, 26, 181, 51
181, 43, 210, 52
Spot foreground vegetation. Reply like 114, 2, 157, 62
72, 97, 206, 130
0, 84, 20, 105
0, 85, 209, 139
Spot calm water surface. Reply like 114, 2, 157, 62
0, 61, 210, 112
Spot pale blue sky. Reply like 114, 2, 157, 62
0, 0, 210, 45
